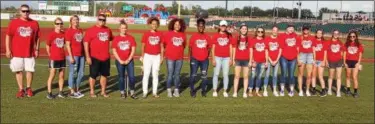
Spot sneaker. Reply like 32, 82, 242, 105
121, 93, 127, 99
26, 87, 33, 97
75, 92, 84, 98
336, 92, 341, 97
201, 91, 207, 97
273, 91, 279, 97
353, 93, 359, 98
280, 90, 285, 97
46, 92, 54, 99
152, 94, 160, 98
288, 91, 294, 97
16, 90, 25, 98
223, 92, 229, 98
243, 93, 247, 98
142, 93, 148, 98
213, 91, 218, 97
57, 92, 66, 98
306, 91, 311, 97
130, 95, 138, 99
298, 91, 304, 96
232, 93, 237, 98
320, 89, 327, 97
69, 93, 78, 98
311, 89, 317, 96
173, 90, 180, 97
190, 91, 196, 98
263, 91, 268, 97
327, 89, 332, 95
167, 89, 172, 98
345, 90, 352, 97
248, 92, 253, 97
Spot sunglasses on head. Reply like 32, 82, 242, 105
98, 18, 106, 22
21, 10, 30, 13
55, 22, 63, 25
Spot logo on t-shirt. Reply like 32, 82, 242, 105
269, 42, 279, 51
315, 44, 323, 51
255, 43, 265, 52
118, 41, 130, 51
286, 38, 296, 47
348, 46, 358, 54
172, 37, 183, 46
217, 38, 229, 46
238, 42, 247, 51
148, 36, 160, 45
330, 44, 340, 53
97, 32, 109, 42
55, 38, 64, 48
74, 33, 83, 42
302, 40, 312, 49
18, 27, 32, 37
196, 39, 207, 48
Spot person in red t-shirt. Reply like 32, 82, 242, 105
188, 18, 211, 97
211, 20, 234, 98
326, 30, 344, 97
279, 24, 298, 97
45, 18, 66, 99
343, 31, 364, 98
112, 20, 138, 99
65, 15, 85, 99
249, 27, 269, 97
6, 4, 40, 98
297, 24, 316, 97
232, 24, 251, 98
140, 17, 164, 98
163, 18, 187, 98
264, 26, 282, 97
83, 14, 113, 98
312, 29, 329, 97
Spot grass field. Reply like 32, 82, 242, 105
1, 20, 374, 123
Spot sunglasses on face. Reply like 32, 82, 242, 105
257, 31, 264, 33
350, 35, 356, 38
21, 10, 30, 13
98, 18, 106, 22
55, 23, 63, 25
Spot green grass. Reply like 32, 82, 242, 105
1, 57, 374, 123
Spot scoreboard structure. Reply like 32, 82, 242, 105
38, 0, 89, 12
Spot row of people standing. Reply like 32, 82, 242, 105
7, 5, 363, 99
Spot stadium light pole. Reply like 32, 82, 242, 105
177, 1, 181, 17
291, 0, 294, 18
316, 0, 319, 20
93, 1, 96, 16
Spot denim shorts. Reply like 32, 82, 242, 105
299, 53, 314, 64
235, 60, 249, 67
314, 60, 323, 67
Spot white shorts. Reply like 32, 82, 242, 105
10, 57, 35, 72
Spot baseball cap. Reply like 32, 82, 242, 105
287, 23, 294, 28
219, 20, 228, 26
302, 24, 311, 30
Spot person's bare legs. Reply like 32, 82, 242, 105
305, 64, 313, 94
345, 67, 352, 93
328, 68, 335, 95
100, 76, 109, 97
297, 64, 305, 95
318, 66, 326, 90
242, 67, 249, 97
233, 66, 241, 96
58, 69, 65, 92
89, 77, 96, 97
47, 69, 56, 93
352, 66, 359, 96
311, 65, 317, 91
15, 72, 23, 91
335, 67, 342, 96
26, 72, 33, 88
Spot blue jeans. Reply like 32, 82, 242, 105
280, 57, 297, 87
189, 57, 209, 93
213, 56, 230, 90
66, 56, 85, 90
264, 61, 279, 88
166, 59, 183, 89
115, 60, 135, 92
249, 63, 266, 89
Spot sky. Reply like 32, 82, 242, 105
1, 0, 374, 14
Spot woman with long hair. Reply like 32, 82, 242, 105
65, 15, 85, 98
232, 24, 251, 98
312, 29, 328, 97
211, 20, 233, 98
326, 29, 344, 97
343, 31, 363, 98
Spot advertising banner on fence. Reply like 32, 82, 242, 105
134, 18, 146, 24
1, 13, 10, 20
160, 19, 167, 25
124, 18, 135, 24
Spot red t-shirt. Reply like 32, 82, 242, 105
141, 31, 163, 55
83, 26, 113, 61
233, 36, 251, 60
163, 31, 186, 60
6, 18, 40, 58
189, 33, 211, 61
266, 36, 282, 61
345, 42, 364, 61
280, 33, 299, 60
65, 28, 84, 56
112, 34, 136, 61
212, 33, 234, 57
299, 35, 316, 53
314, 39, 328, 61
327, 40, 344, 62
251, 37, 268, 63
47, 31, 65, 61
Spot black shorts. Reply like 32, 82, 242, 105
346, 60, 358, 68
328, 60, 343, 69
89, 58, 110, 78
235, 60, 249, 67
49, 60, 66, 69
